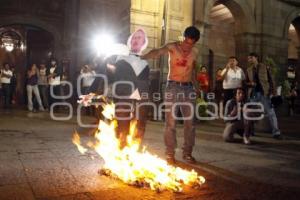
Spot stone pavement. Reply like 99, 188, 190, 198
0, 109, 300, 200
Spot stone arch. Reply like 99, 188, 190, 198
201, 0, 256, 34
283, 8, 300, 39
0, 16, 65, 105
194, 0, 256, 82
0, 15, 63, 57
284, 8, 300, 81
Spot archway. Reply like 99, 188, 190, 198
287, 16, 300, 84
207, 3, 235, 71
0, 24, 55, 105
203, 0, 252, 89
288, 24, 298, 64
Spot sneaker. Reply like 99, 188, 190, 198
243, 136, 251, 145
182, 154, 197, 164
39, 107, 45, 112
166, 154, 176, 165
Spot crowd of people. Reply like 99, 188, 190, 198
0, 25, 299, 165
196, 53, 285, 144
198, 53, 299, 144
0, 58, 67, 112
141, 26, 299, 163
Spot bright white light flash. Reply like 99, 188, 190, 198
93, 33, 115, 57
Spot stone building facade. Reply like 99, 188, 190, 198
0, 0, 300, 103
131, 0, 300, 87
0, 0, 130, 103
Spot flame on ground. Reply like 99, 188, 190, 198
73, 102, 205, 192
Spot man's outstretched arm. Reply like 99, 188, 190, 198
141, 44, 170, 60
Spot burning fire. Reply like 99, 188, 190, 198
73, 97, 205, 192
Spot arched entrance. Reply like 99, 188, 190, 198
197, 0, 255, 88
0, 24, 55, 105
207, 3, 235, 82
287, 17, 300, 84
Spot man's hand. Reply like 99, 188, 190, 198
225, 63, 230, 69
230, 106, 238, 117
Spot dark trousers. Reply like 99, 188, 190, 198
10, 84, 16, 104
223, 89, 236, 106
134, 101, 149, 141
2, 83, 11, 109
39, 85, 49, 109
49, 85, 61, 107
115, 99, 134, 147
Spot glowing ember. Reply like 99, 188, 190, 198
73, 96, 205, 192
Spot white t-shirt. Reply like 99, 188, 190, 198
1, 69, 13, 84
222, 67, 245, 89
49, 67, 60, 85
81, 70, 96, 87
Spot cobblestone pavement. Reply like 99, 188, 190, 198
0, 110, 300, 200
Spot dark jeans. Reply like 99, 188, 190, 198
2, 83, 11, 109
10, 84, 16, 104
115, 99, 134, 147
250, 92, 280, 136
164, 82, 196, 156
134, 100, 149, 141
49, 85, 61, 107
39, 85, 49, 109
223, 89, 236, 105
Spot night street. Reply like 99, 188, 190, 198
1, 110, 300, 200
1, 0, 300, 199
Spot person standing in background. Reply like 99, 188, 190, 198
26, 64, 45, 112
214, 67, 224, 105
38, 62, 49, 110
246, 52, 281, 139
80, 64, 96, 115
1, 63, 13, 110
221, 56, 245, 105
197, 66, 209, 99
48, 58, 62, 109
10, 66, 17, 105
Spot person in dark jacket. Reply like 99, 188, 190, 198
246, 52, 281, 139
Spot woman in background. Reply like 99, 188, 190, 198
26, 64, 45, 112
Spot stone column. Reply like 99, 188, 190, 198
296, 46, 300, 82
234, 33, 289, 69
194, 20, 211, 67
234, 33, 258, 68
63, 0, 79, 84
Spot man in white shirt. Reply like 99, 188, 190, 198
80, 64, 96, 95
47, 59, 62, 107
1, 63, 13, 109
221, 56, 245, 105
